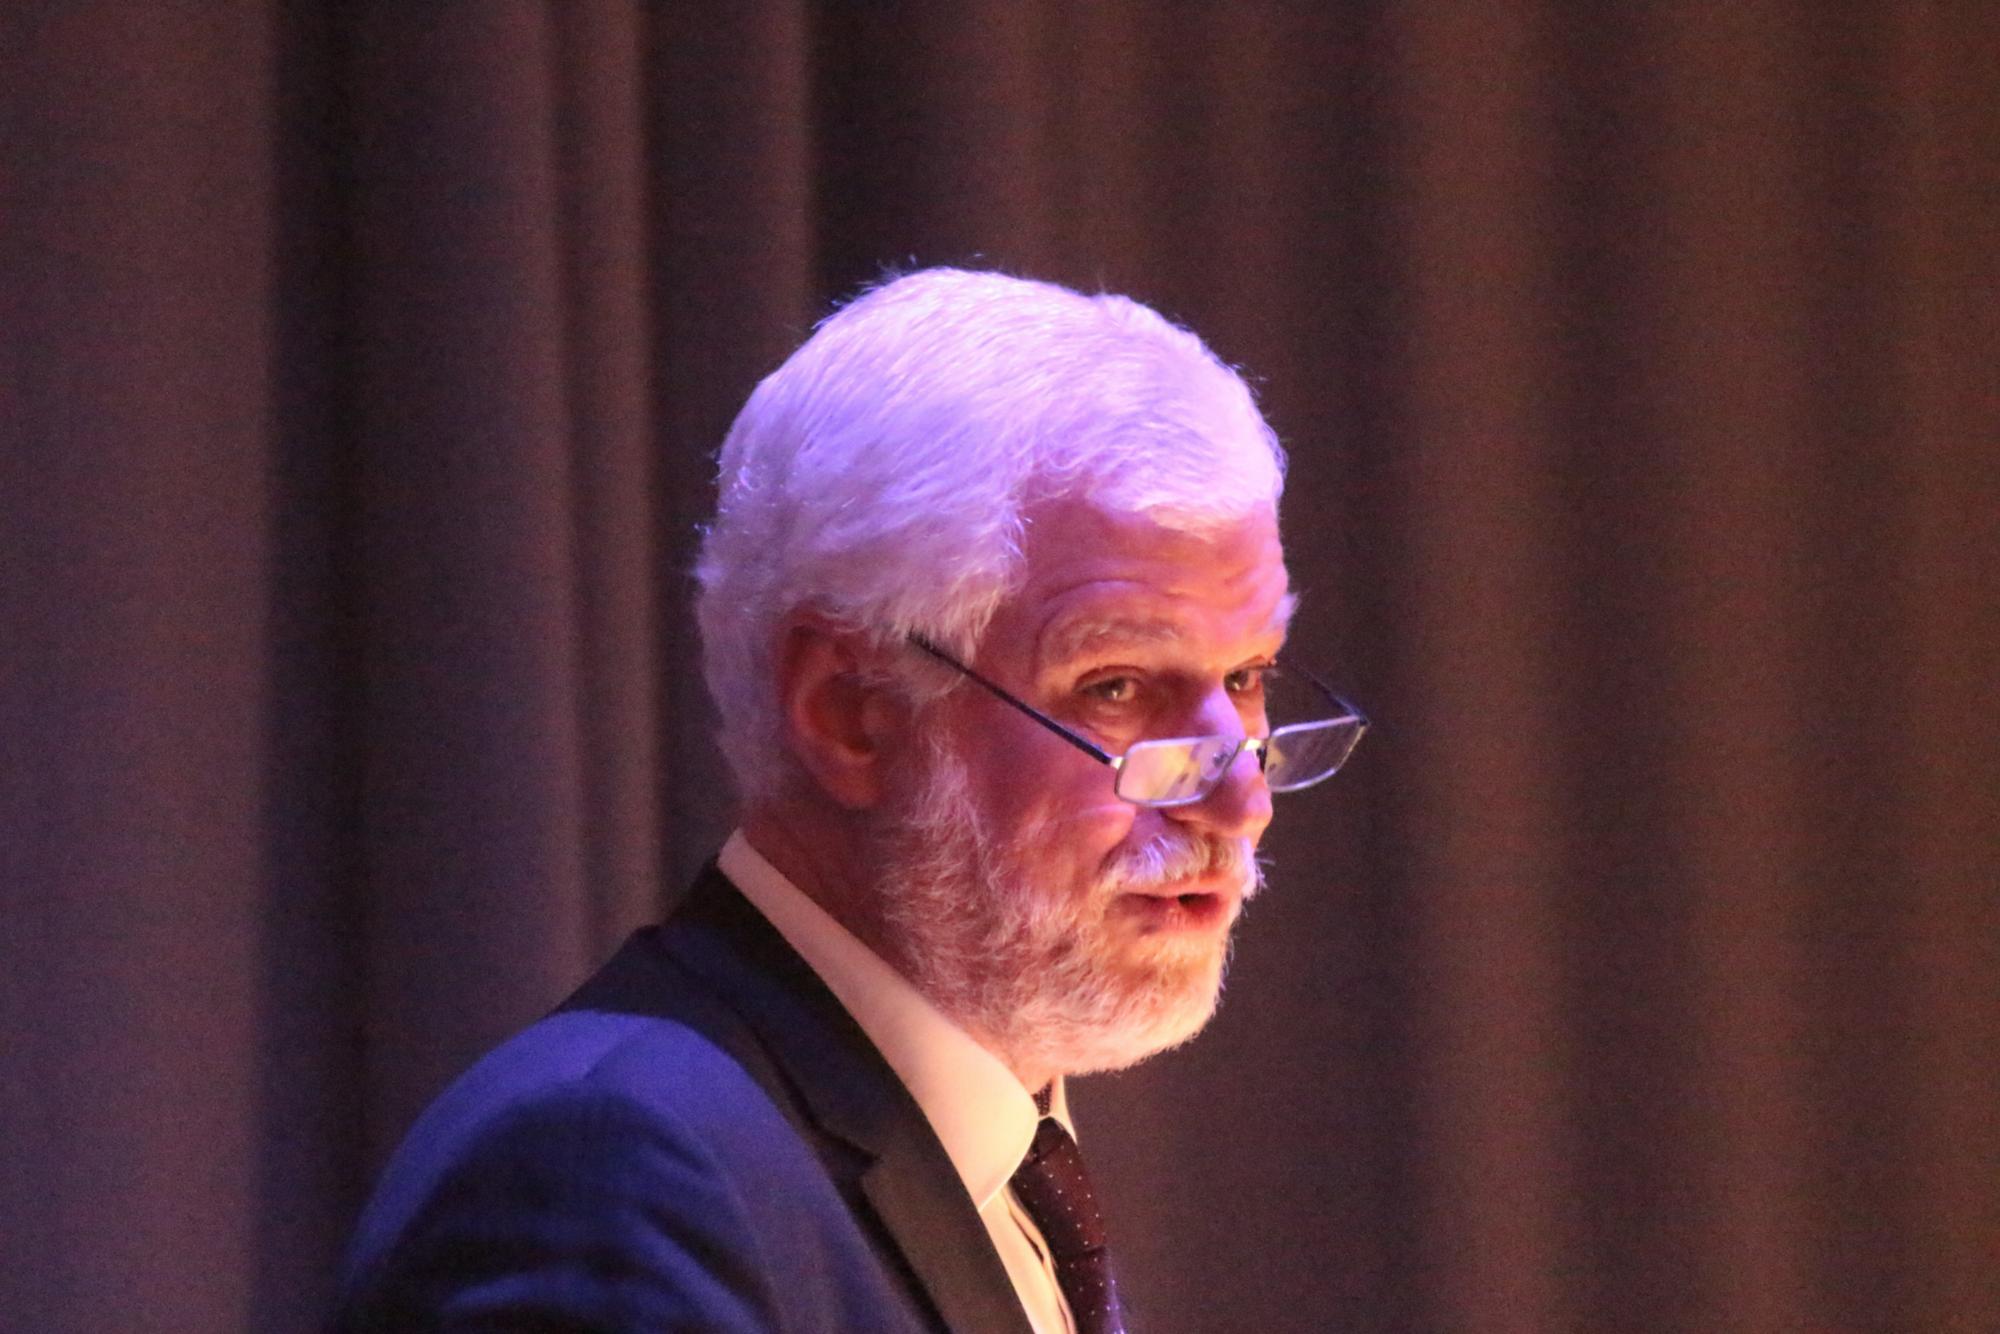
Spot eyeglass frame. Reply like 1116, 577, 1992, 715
906, 634, 1367, 808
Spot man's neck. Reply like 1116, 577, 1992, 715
741, 803, 880, 945
738, 804, 1055, 1092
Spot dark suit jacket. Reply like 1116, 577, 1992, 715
335, 863, 1035, 1333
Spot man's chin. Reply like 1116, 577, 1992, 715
1051, 950, 1230, 1076
1055, 998, 1222, 1077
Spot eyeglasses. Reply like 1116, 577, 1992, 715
908, 636, 1367, 808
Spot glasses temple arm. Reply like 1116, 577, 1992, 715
907, 636, 1118, 765
1279, 656, 1370, 729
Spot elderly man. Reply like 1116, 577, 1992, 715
337, 269, 1365, 1332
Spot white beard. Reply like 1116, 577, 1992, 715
872, 734, 1263, 1080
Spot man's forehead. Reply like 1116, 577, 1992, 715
986, 497, 1292, 667
1037, 595, 1297, 667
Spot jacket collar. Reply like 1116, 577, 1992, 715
563, 863, 1034, 1334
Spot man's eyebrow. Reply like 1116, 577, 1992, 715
1037, 595, 1298, 669
1272, 591, 1299, 641
1038, 617, 1187, 667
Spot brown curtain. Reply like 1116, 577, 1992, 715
4, 3, 1994, 1330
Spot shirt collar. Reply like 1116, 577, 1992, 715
719, 831, 1071, 1209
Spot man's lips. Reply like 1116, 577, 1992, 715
1115, 880, 1240, 932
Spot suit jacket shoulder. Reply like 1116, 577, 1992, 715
335, 865, 1032, 1334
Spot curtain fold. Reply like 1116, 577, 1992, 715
3, 3, 1993, 1330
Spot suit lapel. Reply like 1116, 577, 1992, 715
857, 1139, 1041, 1334
565, 865, 1034, 1334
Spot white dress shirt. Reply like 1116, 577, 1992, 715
720, 831, 1078, 1334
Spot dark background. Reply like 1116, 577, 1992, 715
4, 4, 1995, 1331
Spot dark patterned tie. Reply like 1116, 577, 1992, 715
1010, 1114, 1125, 1334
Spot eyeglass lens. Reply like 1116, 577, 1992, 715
1115, 736, 1239, 805
1264, 719, 1363, 791
1114, 720, 1364, 805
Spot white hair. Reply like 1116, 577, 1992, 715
695, 267, 1286, 802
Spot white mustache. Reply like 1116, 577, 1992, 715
1099, 831, 1261, 897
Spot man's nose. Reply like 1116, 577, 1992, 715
1173, 741, 1274, 840
1167, 699, 1274, 841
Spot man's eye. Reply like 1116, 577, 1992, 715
1080, 675, 1138, 704
1225, 666, 1269, 695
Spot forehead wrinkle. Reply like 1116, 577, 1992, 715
1037, 593, 1294, 672
1038, 614, 1187, 669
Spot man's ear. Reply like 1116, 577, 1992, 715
775, 617, 905, 810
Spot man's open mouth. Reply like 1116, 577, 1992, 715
1119, 886, 1232, 933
